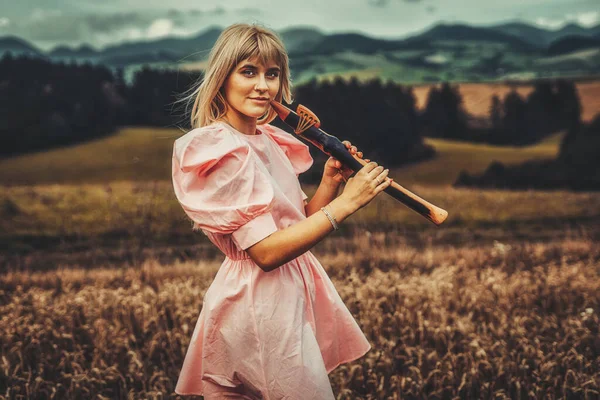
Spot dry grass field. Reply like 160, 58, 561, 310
1, 234, 599, 399
2, 184, 600, 399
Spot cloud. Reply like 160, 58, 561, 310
535, 11, 599, 29
30, 8, 63, 21
569, 11, 599, 27
367, 0, 424, 7
534, 17, 565, 30
367, 0, 389, 7
3, 6, 263, 50
0, 17, 10, 28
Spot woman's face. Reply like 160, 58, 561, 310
222, 57, 281, 121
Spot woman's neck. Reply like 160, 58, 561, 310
222, 111, 258, 135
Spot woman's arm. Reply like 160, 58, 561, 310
304, 179, 341, 217
246, 161, 392, 272
247, 195, 353, 272
249, 166, 341, 273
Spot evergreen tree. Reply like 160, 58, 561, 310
421, 82, 468, 139
489, 94, 503, 143
501, 90, 527, 145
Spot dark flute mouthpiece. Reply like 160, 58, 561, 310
270, 101, 448, 226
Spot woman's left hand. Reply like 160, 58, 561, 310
322, 141, 363, 186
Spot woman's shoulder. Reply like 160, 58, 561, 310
173, 122, 250, 172
261, 123, 305, 147
261, 123, 313, 174
174, 122, 247, 155
175, 122, 238, 147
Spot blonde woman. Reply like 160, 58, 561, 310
172, 23, 393, 399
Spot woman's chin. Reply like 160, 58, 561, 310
243, 109, 269, 119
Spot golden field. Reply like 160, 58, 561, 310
1, 234, 599, 398
2, 177, 600, 398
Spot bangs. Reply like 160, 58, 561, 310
237, 33, 285, 68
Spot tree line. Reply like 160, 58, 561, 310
0, 54, 591, 189
421, 79, 582, 145
0, 54, 201, 157
0, 55, 435, 179
455, 111, 600, 190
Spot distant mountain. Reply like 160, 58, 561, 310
403, 23, 539, 52
2, 21, 600, 84
49, 44, 99, 58
0, 22, 584, 64
279, 27, 325, 54
101, 50, 183, 67
95, 27, 222, 62
308, 33, 405, 55
490, 22, 600, 48
0, 36, 43, 57
558, 23, 600, 38
302, 24, 538, 56
488, 23, 553, 48
547, 35, 600, 56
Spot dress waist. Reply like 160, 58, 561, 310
224, 254, 252, 261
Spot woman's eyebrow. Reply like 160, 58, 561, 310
239, 63, 280, 71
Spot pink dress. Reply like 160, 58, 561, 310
171, 121, 371, 399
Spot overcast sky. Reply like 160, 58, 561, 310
1, 0, 598, 51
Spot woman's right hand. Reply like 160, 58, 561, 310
338, 161, 392, 212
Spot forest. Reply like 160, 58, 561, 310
1, 53, 598, 189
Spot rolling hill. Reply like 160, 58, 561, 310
0, 125, 564, 188
490, 22, 600, 48
2, 22, 600, 84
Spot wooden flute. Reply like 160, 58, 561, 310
270, 101, 448, 226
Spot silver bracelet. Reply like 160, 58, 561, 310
321, 205, 339, 231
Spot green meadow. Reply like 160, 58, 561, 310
1, 127, 599, 248
0, 126, 562, 187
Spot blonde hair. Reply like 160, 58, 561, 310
177, 23, 293, 129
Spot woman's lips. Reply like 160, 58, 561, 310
250, 98, 269, 103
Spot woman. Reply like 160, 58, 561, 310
172, 23, 392, 399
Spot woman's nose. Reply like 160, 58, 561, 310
255, 74, 268, 91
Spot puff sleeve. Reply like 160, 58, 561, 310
262, 124, 313, 176
172, 125, 278, 250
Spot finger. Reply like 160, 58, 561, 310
350, 145, 357, 154
377, 168, 390, 183
342, 140, 350, 148
367, 165, 385, 178
361, 161, 378, 174
357, 151, 363, 158
376, 178, 393, 193
372, 169, 389, 186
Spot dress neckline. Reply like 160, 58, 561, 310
215, 121, 265, 138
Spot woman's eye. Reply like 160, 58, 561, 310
241, 69, 279, 79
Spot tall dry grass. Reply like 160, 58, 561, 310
1, 236, 599, 399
